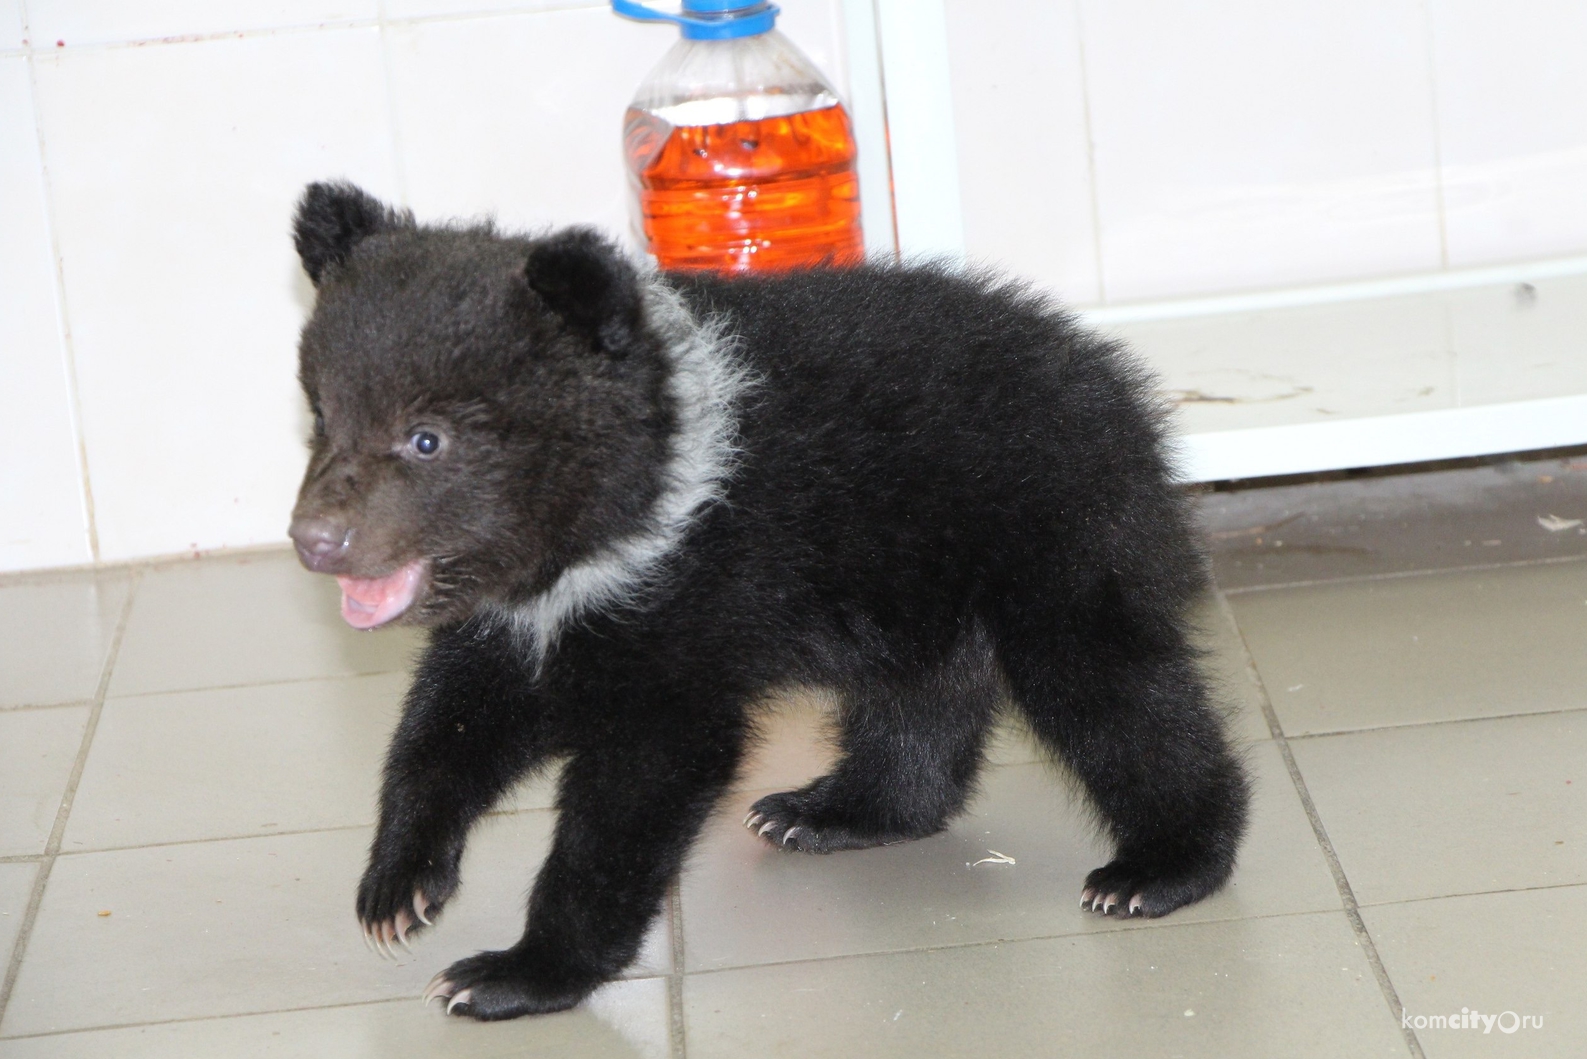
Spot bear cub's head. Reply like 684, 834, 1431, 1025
287, 182, 676, 630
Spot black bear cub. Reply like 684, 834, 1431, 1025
288, 182, 1248, 1021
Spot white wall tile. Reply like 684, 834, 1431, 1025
945, 0, 1099, 303
32, 29, 400, 563
1, 0, 23, 51
383, 0, 600, 20
1429, 0, 1587, 267
388, 5, 850, 244
387, 8, 673, 241
25, 0, 375, 48
381, 0, 845, 97
1079, 0, 1443, 302
0, 56, 91, 571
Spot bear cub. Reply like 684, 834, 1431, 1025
287, 182, 1249, 1021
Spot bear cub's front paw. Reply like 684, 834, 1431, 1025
356, 851, 460, 958
425, 946, 601, 1020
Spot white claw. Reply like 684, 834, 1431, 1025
1091, 895, 1104, 913
362, 924, 377, 955
746, 812, 764, 830
1079, 888, 1095, 909
1102, 894, 1119, 914
782, 826, 801, 846
446, 988, 473, 1015
424, 974, 453, 1005
1129, 894, 1144, 915
378, 923, 397, 962
414, 890, 432, 926
757, 820, 777, 837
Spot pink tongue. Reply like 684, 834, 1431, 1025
336, 561, 425, 629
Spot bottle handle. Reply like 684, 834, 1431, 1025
611, 0, 682, 26
610, 0, 779, 39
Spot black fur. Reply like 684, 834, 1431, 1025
287, 183, 1249, 1021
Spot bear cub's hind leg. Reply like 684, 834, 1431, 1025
748, 628, 1001, 854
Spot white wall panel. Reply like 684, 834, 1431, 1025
32, 28, 400, 563
2, 0, 23, 50
387, 8, 670, 241
1079, 0, 1444, 302
24, 0, 374, 47
388, 4, 850, 245
0, 57, 91, 570
384, 0, 602, 19
944, 0, 1098, 303
1429, 0, 1587, 268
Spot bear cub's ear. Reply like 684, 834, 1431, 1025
524, 228, 644, 356
293, 182, 403, 286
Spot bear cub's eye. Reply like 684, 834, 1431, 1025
408, 430, 444, 459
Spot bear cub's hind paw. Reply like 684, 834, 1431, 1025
744, 789, 926, 854
1080, 857, 1232, 919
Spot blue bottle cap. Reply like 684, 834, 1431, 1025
612, 0, 779, 40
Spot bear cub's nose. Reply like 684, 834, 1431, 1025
290, 518, 352, 573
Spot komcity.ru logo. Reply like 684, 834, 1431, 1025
1402, 1007, 1544, 1034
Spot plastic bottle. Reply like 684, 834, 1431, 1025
613, 0, 864, 272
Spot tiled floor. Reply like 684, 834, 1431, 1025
3, 456, 1585, 1057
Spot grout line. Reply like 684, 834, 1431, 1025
0, 700, 97, 714
1355, 877, 1587, 911
0, 857, 44, 867
374, 0, 411, 210
0, 978, 634, 1043
0, 995, 398, 1042
667, 882, 687, 1059
1418, 0, 1450, 272
46, 800, 558, 860
675, 906, 1357, 982
11, 2, 611, 58
1212, 588, 1425, 1059
0, 568, 141, 1025
1220, 550, 1587, 596
1285, 701, 1587, 742
1070, 0, 1107, 305
99, 667, 415, 705
20, 0, 99, 565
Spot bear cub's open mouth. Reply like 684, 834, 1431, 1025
336, 559, 427, 629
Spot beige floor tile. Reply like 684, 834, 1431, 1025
0, 862, 39, 970
1362, 886, 1585, 1059
106, 551, 422, 698
683, 911, 1407, 1058
0, 707, 89, 858
0, 571, 129, 708
1290, 711, 1587, 907
1201, 455, 1587, 590
0, 813, 668, 1037
63, 674, 406, 853
0, 978, 670, 1058
1230, 560, 1587, 735
682, 742, 1337, 972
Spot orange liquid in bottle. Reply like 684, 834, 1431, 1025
624, 103, 864, 273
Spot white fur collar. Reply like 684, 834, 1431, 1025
489, 276, 748, 667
